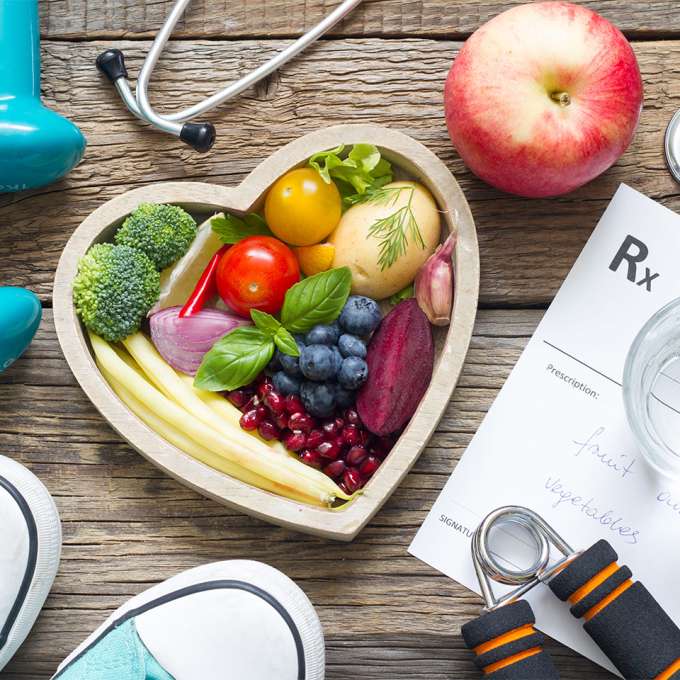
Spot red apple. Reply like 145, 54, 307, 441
444, 2, 643, 198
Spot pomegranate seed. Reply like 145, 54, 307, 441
264, 390, 285, 415
359, 455, 380, 477
240, 409, 260, 431
338, 481, 350, 494
333, 436, 345, 453
284, 394, 305, 415
255, 405, 268, 422
275, 413, 289, 430
306, 429, 325, 449
334, 416, 345, 431
323, 460, 346, 479
344, 408, 362, 426
343, 467, 364, 493
342, 425, 361, 447
288, 412, 314, 434
257, 380, 274, 399
300, 450, 322, 469
283, 431, 307, 452
258, 420, 280, 441
317, 440, 341, 460
346, 445, 368, 467
243, 396, 258, 412
227, 390, 249, 409
321, 420, 339, 437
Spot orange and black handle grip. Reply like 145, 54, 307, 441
461, 600, 560, 678
549, 539, 680, 680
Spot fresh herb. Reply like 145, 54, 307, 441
359, 185, 425, 271
195, 268, 351, 391
211, 212, 271, 244
389, 283, 414, 306
281, 267, 352, 333
194, 326, 274, 392
250, 309, 299, 356
309, 144, 393, 207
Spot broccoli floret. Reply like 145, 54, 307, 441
114, 203, 197, 270
73, 243, 160, 342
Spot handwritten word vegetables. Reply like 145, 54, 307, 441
357, 298, 434, 435
330, 181, 440, 299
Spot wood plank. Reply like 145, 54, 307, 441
0, 309, 610, 678
41, 0, 680, 39
2, 38, 678, 307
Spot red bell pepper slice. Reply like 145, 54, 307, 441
179, 245, 229, 318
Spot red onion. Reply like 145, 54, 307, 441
150, 306, 251, 375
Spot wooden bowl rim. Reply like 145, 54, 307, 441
53, 124, 480, 541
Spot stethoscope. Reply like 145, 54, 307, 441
666, 111, 680, 183
96, 0, 363, 152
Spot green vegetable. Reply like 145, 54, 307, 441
389, 283, 414, 306
309, 144, 392, 206
194, 268, 351, 391
194, 326, 274, 392
211, 212, 272, 244
361, 185, 425, 270
115, 203, 197, 270
280, 267, 352, 333
250, 310, 299, 356
73, 243, 160, 343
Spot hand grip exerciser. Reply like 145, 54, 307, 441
462, 506, 680, 679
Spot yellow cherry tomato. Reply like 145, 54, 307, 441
264, 168, 342, 246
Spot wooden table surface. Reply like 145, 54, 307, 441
3, 1, 676, 677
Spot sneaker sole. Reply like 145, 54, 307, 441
0, 456, 62, 671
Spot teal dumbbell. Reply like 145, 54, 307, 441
0, 288, 42, 373
0, 0, 86, 192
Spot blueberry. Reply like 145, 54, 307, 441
305, 322, 341, 346
299, 344, 336, 381
334, 385, 355, 409
273, 371, 301, 396
338, 333, 367, 359
300, 381, 336, 418
338, 356, 368, 390
278, 338, 305, 377
330, 345, 343, 376
339, 296, 382, 336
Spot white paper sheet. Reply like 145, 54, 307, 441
409, 185, 680, 673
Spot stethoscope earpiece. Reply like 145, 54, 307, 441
95, 0, 363, 151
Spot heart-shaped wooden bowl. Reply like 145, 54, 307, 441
53, 125, 479, 540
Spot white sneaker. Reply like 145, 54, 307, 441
0, 455, 62, 671
54, 560, 325, 680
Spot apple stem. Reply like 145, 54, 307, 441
550, 91, 571, 107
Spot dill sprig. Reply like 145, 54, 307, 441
360, 186, 425, 270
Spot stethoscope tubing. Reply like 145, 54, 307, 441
103, 0, 363, 146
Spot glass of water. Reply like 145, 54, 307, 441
624, 298, 680, 477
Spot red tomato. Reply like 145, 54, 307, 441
216, 236, 300, 317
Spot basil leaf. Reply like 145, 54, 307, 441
281, 267, 352, 333
250, 309, 281, 337
211, 212, 271, 244
194, 327, 274, 391
274, 327, 300, 356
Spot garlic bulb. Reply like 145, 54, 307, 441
414, 233, 456, 326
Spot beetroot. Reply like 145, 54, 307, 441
357, 298, 434, 435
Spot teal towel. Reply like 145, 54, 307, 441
58, 619, 174, 680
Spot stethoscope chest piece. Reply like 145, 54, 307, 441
665, 109, 680, 183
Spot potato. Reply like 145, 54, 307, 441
329, 181, 440, 299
